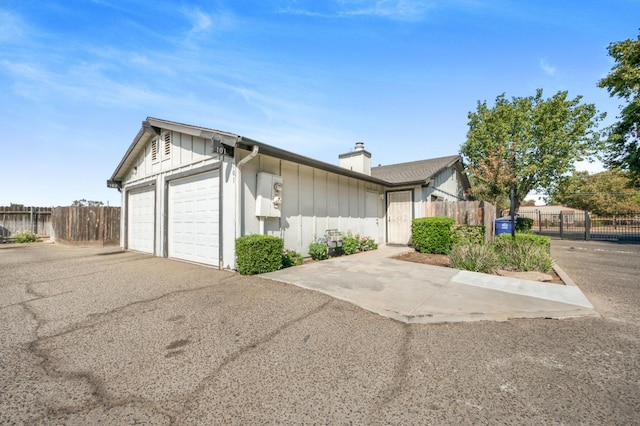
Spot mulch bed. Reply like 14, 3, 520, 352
392, 250, 565, 285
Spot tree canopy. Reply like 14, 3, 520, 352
72, 199, 104, 207
598, 32, 640, 185
460, 89, 604, 210
549, 169, 640, 214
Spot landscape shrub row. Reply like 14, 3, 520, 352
236, 232, 378, 275
449, 238, 552, 274
411, 217, 552, 274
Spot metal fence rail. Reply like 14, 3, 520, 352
519, 211, 640, 243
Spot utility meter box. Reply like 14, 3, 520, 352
255, 172, 283, 218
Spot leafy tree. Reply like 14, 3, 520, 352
598, 32, 640, 185
549, 169, 640, 214
72, 199, 104, 207
460, 89, 604, 210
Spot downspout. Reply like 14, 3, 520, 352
235, 144, 259, 242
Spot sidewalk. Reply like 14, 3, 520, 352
261, 245, 596, 323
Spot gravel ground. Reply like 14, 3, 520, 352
0, 241, 638, 425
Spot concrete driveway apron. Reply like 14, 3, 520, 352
261, 245, 596, 323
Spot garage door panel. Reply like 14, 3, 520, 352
128, 187, 155, 254
168, 171, 220, 266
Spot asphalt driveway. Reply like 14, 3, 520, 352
1, 241, 638, 424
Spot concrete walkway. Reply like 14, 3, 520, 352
261, 245, 596, 323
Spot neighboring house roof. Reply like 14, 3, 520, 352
110, 117, 470, 190
517, 205, 586, 214
372, 155, 459, 184
371, 155, 471, 189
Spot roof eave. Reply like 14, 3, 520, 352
109, 123, 156, 184
235, 137, 391, 186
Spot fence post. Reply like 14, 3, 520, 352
585, 212, 590, 240
538, 210, 542, 234
559, 212, 564, 239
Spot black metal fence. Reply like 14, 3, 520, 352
519, 211, 640, 243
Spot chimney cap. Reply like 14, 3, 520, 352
355, 142, 365, 151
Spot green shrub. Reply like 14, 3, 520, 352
358, 235, 378, 251
516, 217, 534, 232
308, 242, 329, 260
13, 232, 39, 243
282, 249, 304, 268
494, 232, 550, 249
235, 235, 284, 275
451, 225, 485, 247
340, 233, 359, 255
411, 217, 455, 254
492, 238, 553, 272
449, 244, 500, 274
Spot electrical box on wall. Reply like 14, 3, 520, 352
255, 172, 283, 218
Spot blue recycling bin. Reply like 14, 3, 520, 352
495, 216, 514, 235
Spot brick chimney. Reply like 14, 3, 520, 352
339, 142, 371, 175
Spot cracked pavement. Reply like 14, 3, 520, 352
1, 241, 639, 424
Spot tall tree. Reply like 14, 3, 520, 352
598, 32, 640, 185
72, 199, 104, 207
460, 89, 604, 210
549, 169, 640, 214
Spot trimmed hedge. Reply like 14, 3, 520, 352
411, 217, 455, 254
235, 235, 284, 275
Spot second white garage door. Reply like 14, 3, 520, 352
168, 171, 220, 266
128, 187, 155, 254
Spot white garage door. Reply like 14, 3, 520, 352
128, 187, 155, 253
168, 171, 220, 266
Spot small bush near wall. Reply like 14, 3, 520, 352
12, 231, 39, 243
451, 225, 485, 247
282, 249, 304, 268
339, 233, 359, 255
412, 217, 456, 254
235, 235, 284, 275
516, 217, 534, 232
308, 242, 329, 260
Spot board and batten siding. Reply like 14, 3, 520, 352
422, 166, 466, 204
122, 131, 213, 183
239, 152, 385, 256
119, 129, 237, 268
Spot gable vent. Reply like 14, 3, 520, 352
151, 139, 158, 162
163, 132, 171, 157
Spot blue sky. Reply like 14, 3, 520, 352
1, 0, 638, 207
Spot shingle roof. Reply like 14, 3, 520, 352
371, 155, 461, 184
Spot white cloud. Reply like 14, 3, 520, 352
180, 7, 236, 38
0, 9, 25, 42
540, 59, 556, 76
338, 0, 432, 20
279, 0, 436, 21
575, 158, 605, 175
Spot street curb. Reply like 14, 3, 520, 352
553, 262, 577, 287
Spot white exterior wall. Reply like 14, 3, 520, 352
237, 150, 385, 256
119, 130, 236, 268
421, 166, 466, 209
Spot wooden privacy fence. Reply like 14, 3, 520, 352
0, 206, 53, 238
424, 200, 496, 242
51, 206, 121, 246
